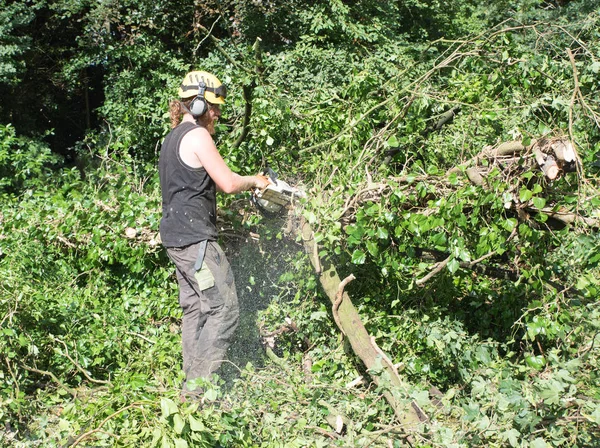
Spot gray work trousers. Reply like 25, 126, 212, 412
166, 241, 239, 392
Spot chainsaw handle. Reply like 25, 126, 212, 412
263, 167, 278, 185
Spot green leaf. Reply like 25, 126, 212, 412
161, 398, 178, 418
502, 428, 521, 447
525, 354, 546, 370
351, 249, 366, 264
586, 404, 600, 425
173, 413, 185, 434
204, 388, 219, 402
532, 197, 546, 209
447, 258, 459, 273
376, 227, 388, 239
530, 438, 548, 448
387, 135, 399, 147
174, 438, 189, 448
503, 218, 517, 232
188, 415, 205, 432
539, 380, 564, 405
366, 241, 379, 257
519, 188, 533, 202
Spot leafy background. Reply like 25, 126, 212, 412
1, 0, 599, 446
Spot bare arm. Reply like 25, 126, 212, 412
180, 127, 269, 194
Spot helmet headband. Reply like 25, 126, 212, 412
180, 83, 227, 102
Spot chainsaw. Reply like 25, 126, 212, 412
252, 168, 306, 214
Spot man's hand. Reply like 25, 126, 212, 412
254, 174, 271, 190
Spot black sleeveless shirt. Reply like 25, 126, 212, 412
159, 121, 218, 247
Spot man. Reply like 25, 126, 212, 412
159, 71, 269, 399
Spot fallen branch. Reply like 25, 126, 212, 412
333, 274, 355, 335
526, 206, 599, 227
301, 219, 426, 428
415, 255, 451, 287
21, 364, 77, 398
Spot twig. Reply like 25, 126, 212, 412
566, 47, 587, 218
468, 250, 499, 267
52, 336, 110, 385
4, 357, 20, 415
194, 16, 220, 53
68, 402, 154, 447
127, 331, 156, 345
21, 364, 77, 398
369, 337, 401, 384
333, 274, 356, 336
307, 425, 341, 440
415, 255, 451, 287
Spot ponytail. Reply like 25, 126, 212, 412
169, 100, 183, 129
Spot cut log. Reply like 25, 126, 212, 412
301, 220, 426, 428
466, 167, 484, 186
527, 207, 599, 227
552, 139, 576, 163
533, 146, 547, 166
542, 155, 559, 180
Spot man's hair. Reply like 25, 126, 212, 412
169, 98, 191, 128
169, 98, 213, 129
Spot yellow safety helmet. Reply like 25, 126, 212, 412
178, 71, 227, 104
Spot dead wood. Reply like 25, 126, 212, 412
301, 220, 426, 428
448, 136, 578, 185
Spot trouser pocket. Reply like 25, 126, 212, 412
194, 262, 215, 291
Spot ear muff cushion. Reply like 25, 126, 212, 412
189, 97, 207, 116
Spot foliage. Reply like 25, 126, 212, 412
2, 0, 600, 447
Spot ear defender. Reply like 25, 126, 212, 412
189, 81, 207, 117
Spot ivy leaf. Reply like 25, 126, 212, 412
376, 226, 389, 239
204, 388, 219, 402
532, 197, 546, 209
525, 354, 546, 370
519, 188, 533, 202
387, 135, 399, 146
587, 404, 600, 425
351, 249, 366, 264
447, 258, 460, 273
503, 218, 517, 232
366, 241, 379, 257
